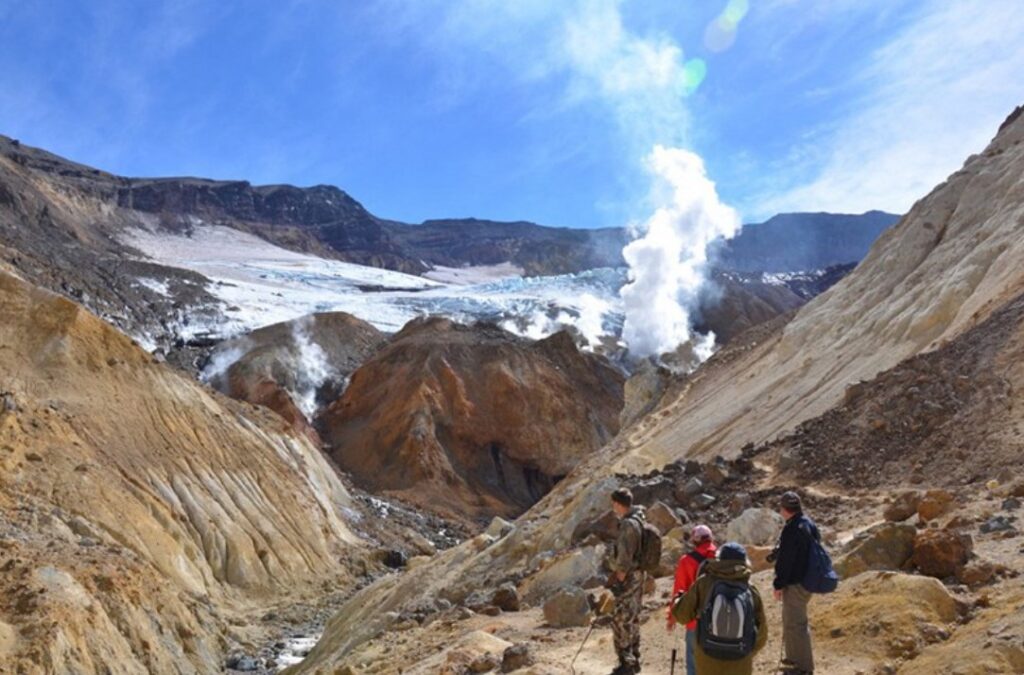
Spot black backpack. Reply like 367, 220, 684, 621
696, 580, 757, 660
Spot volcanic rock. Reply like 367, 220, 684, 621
884, 491, 922, 522
917, 489, 956, 522
834, 523, 916, 579
725, 508, 784, 547
321, 319, 624, 521
542, 589, 592, 628
518, 545, 606, 604
646, 501, 683, 535
912, 530, 973, 578
491, 584, 521, 612
501, 644, 533, 672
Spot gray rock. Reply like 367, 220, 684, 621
692, 493, 716, 510
492, 583, 520, 612
502, 644, 533, 672
1002, 497, 1021, 511
226, 654, 260, 671
980, 515, 1015, 533
646, 500, 682, 535
725, 508, 784, 547
519, 545, 605, 604
485, 517, 515, 539
542, 589, 592, 628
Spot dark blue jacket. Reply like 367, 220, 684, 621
773, 512, 819, 590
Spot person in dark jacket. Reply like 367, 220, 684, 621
607, 487, 646, 675
671, 542, 768, 675
772, 491, 817, 674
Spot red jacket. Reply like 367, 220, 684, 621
668, 540, 717, 630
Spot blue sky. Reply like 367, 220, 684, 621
1, 0, 1023, 228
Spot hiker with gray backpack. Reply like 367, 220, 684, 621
670, 542, 767, 675
770, 491, 839, 675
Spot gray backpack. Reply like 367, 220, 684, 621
696, 579, 757, 660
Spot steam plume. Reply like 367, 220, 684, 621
621, 146, 740, 357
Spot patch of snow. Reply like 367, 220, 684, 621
119, 224, 730, 361
423, 262, 525, 285
135, 277, 170, 296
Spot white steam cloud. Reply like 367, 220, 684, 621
289, 316, 335, 419
621, 146, 740, 357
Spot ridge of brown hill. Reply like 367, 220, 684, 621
320, 317, 625, 524
0, 267, 369, 673
287, 104, 1024, 672
207, 311, 386, 443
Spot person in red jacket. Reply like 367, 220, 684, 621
667, 524, 717, 675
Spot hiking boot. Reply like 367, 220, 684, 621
610, 666, 637, 675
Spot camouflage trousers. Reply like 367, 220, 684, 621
611, 572, 645, 667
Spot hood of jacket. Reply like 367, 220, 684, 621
705, 558, 752, 582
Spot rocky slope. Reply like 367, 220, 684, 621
285, 107, 1024, 674
0, 267, 371, 673
320, 318, 625, 523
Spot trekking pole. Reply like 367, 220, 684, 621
569, 621, 596, 675
669, 629, 678, 675
570, 593, 613, 674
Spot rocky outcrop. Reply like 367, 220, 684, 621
206, 311, 385, 440
321, 318, 625, 521
0, 269, 366, 673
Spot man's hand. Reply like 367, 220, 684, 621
666, 619, 675, 633
773, 589, 783, 602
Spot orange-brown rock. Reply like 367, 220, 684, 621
912, 529, 973, 578
321, 318, 625, 522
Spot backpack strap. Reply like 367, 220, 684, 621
688, 550, 707, 565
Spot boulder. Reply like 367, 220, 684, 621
501, 644, 533, 673
725, 508, 784, 547
810, 572, 961, 671
917, 489, 955, 522
912, 530, 972, 578
692, 493, 716, 510
956, 559, 999, 588
492, 584, 521, 612
703, 462, 729, 487
727, 492, 753, 517
485, 517, 515, 539
646, 501, 682, 535
676, 476, 704, 501
747, 545, 774, 573
519, 545, 605, 604
834, 522, 916, 579
543, 589, 592, 628
883, 491, 922, 522
980, 515, 1016, 533
571, 510, 619, 545
656, 531, 686, 578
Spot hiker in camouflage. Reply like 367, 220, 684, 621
607, 487, 646, 675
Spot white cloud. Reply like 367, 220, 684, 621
756, 0, 1024, 216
